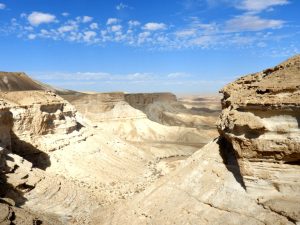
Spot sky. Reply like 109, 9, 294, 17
0, 0, 299, 94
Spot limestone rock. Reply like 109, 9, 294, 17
93, 139, 294, 225
217, 55, 300, 222
124, 92, 177, 110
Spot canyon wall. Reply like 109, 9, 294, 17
62, 92, 147, 122
125, 92, 177, 110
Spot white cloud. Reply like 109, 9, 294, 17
20, 13, 27, 18
107, 18, 119, 25
90, 22, 98, 29
28, 34, 36, 40
237, 0, 289, 12
143, 22, 167, 31
126, 73, 152, 80
167, 72, 190, 79
27, 12, 56, 26
111, 25, 122, 32
82, 16, 93, 23
40, 29, 50, 36
190, 35, 217, 47
128, 20, 140, 27
62, 12, 69, 17
0, 3, 5, 9
226, 14, 285, 32
138, 31, 151, 44
30, 70, 231, 93
24, 26, 34, 31
175, 29, 196, 38
58, 25, 77, 33
116, 3, 128, 10
83, 31, 97, 42
8, 12, 292, 51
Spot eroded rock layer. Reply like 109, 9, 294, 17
125, 92, 177, 110
93, 139, 295, 225
0, 91, 95, 224
1, 90, 201, 224
217, 55, 300, 222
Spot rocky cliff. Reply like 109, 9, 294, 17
0, 91, 94, 224
217, 55, 300, 221
125, 92, 177, 110
62, 92, 146, 122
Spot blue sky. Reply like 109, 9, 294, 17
0, 0, 299, 93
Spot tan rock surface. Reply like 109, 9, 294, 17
217, 55, 300, 222
0, 72, 44, 91
64, 92, 218, 148
93, 139, 294, 225
1, 90, 212, 224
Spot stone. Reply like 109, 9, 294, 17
217, 54, 300, 222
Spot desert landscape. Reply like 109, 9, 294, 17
0, 1, 299, 224
0, 55, 299, 224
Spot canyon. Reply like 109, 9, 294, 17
0, 55, 299, 225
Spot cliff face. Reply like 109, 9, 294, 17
2, 91, 87, 155
0, 91, 93, 224
217, 55, 300, 221
63, 92, 147, 122
125, 92, 177, 110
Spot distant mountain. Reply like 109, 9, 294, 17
0, 71, 75, 94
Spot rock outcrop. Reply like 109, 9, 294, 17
93, 139, 295, 225
217, 55, 300, 222
2, 91, 89, 154
125, 92, 177, 110
0, 90, 97, 224
63, 92, 215, 148
62, 92, 146, 122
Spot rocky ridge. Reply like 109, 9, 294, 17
217, 55, 300, 222
63, 92, 216, 148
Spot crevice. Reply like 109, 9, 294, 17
256, 89, 271, 94
10, 132, 51, 171
33, 219, 43, 225
9, 208, 16, 225
217, 137, 246, 190
17, 183, 35, 193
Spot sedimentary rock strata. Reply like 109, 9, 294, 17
93, 139, 294, 225
217, 55, 300, 222
1, 90, 204, 224
63, 92, 216, 148
125, 92, 177, 110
